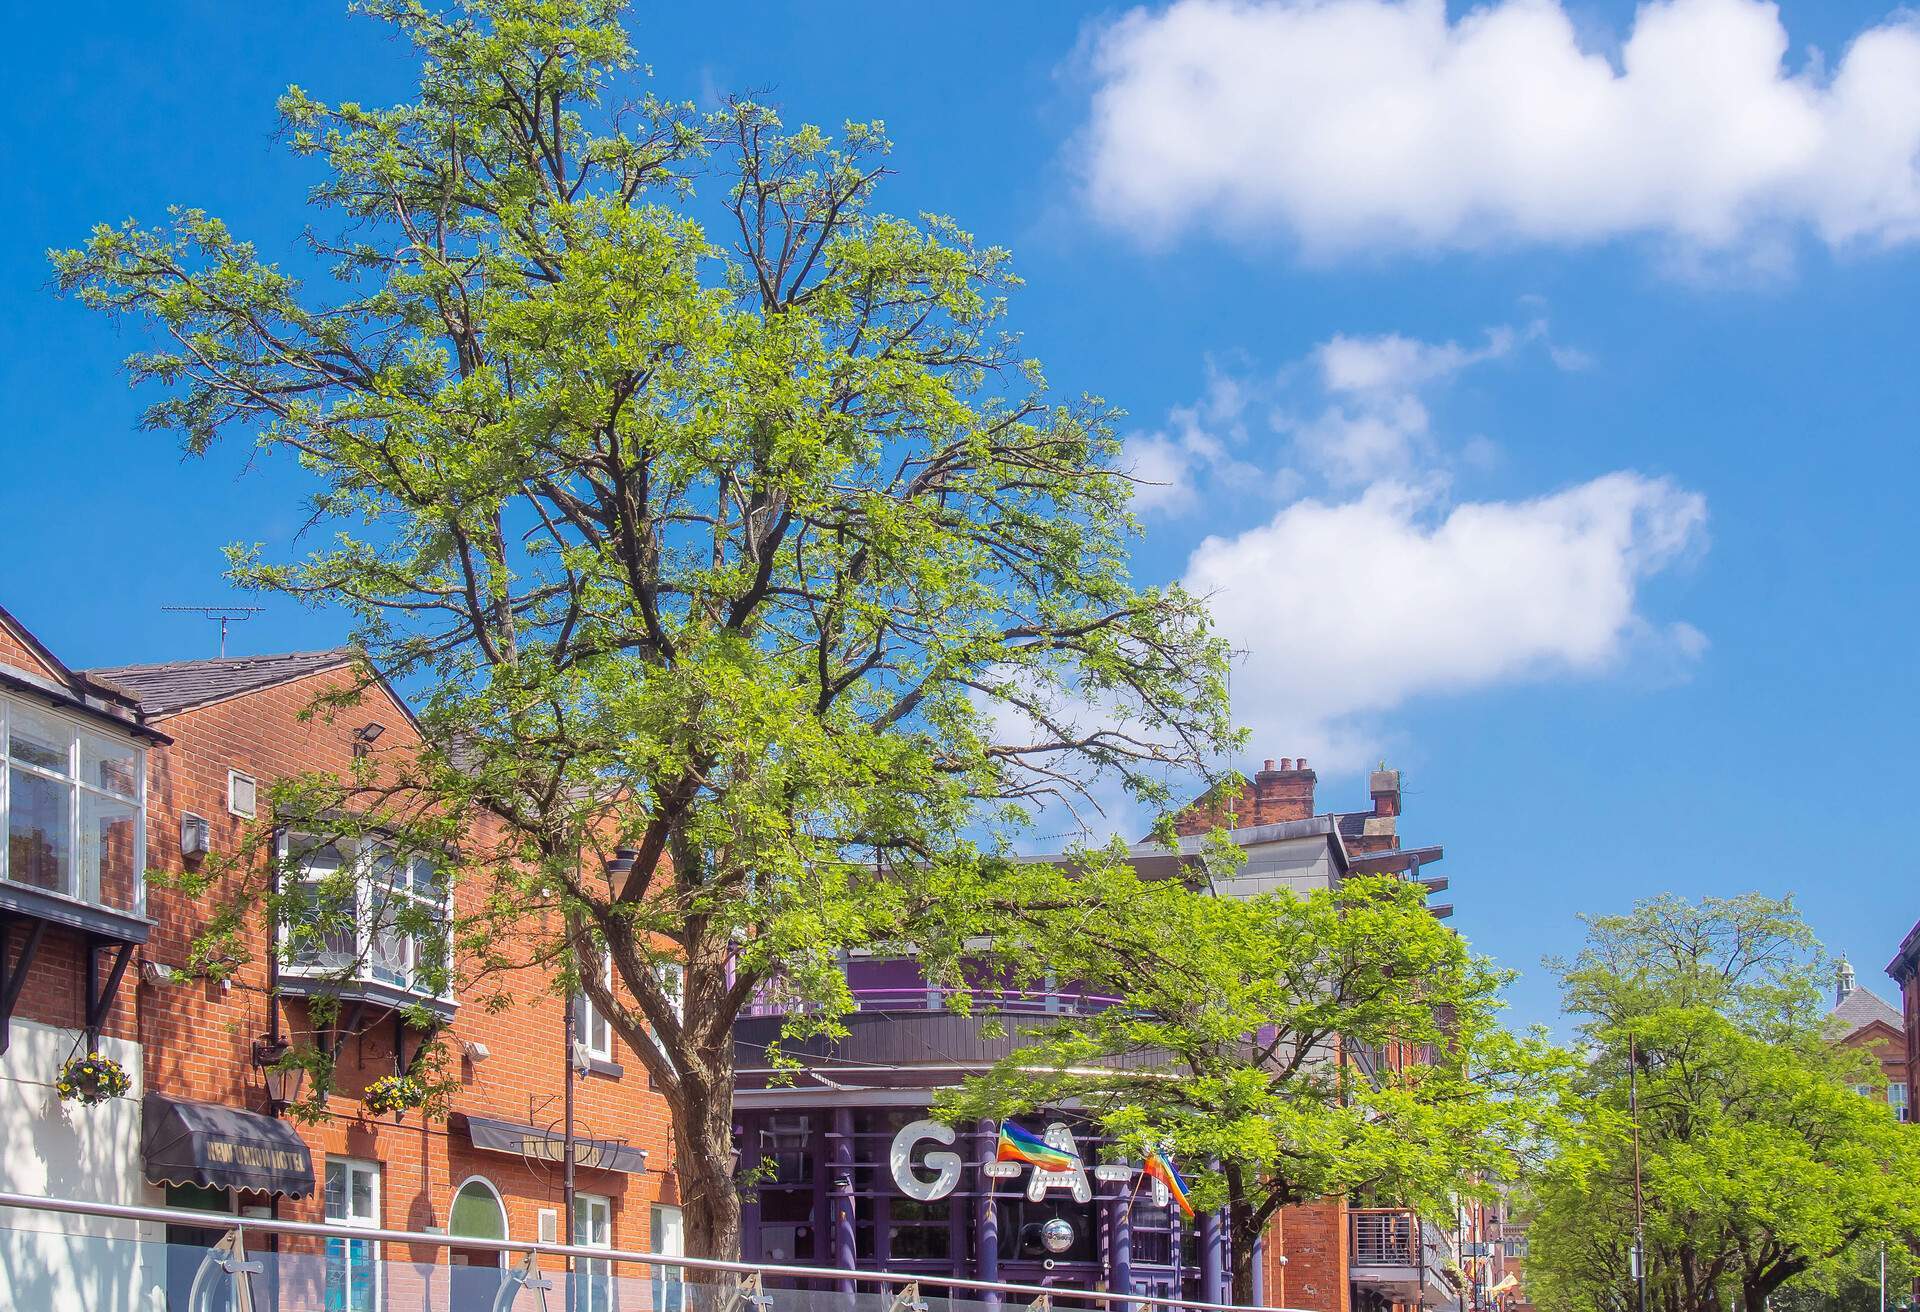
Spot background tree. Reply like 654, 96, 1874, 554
937, 865, 1566, 1303
1526, 895, 1920, 1312
53, 0, 1236, 1260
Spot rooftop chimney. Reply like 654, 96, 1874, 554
1248, 756, 1316, 824
1370, 765, 1402, 819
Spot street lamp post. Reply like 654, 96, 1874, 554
1630, 1031, 1648, 1312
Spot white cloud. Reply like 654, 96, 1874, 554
1318, 326, 1516, 394
1081, 0, 1920, 255
1184, 474, 1709, 768
1121, 361, 1265, 514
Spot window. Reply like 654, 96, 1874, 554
651, 1205, 685, 1312
656, 961, 685, 1023
228, 770, 257, 819
575, 1193, 613, 1312
574, 953, 614, 1062
279, 832, 451, 999
324, 1158, 380, 1312
2, 696, 145, 915
1890, 1082, 1909, 1121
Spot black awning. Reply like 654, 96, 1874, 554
142, 1094, 316, 1198
456, 1114, 647, 1174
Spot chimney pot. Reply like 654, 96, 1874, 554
1264, 759, 1276, 772
1279, 758, 1292, 771
1296, 757, 1308, 770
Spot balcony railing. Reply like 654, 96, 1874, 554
0, 1189, 1299, 1312
1349, 1208, 1461, 1307
745, 985, 1124, 1019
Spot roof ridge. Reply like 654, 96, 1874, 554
84, 647, 353, 675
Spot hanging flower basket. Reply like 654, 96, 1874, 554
57, 1052, 131, 1106
362, 1073, 428, 1118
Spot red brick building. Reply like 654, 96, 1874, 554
1885, 929, 1920, 1123
1831, 957, 1907, 1119
1177, 760, 1461, 1312
0, 602, 678, 1308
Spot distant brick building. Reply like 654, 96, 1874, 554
1175, 761, 1459, 1312
0, 603, 679, 1308
1885, 930, 1920, 1124
1831, 957, 1907, 1118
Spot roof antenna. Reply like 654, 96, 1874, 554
161, 605, 265, 658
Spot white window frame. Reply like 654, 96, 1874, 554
228, 769, 257, 819
277, 831, 452, 1000
1890, 1081, 1909, 1121
0, 694, 147, 915
324, 1157, 381, 1312
575, 1192, 614, 1312
651, 1203, 686, 1312
575, 953, 615, 1062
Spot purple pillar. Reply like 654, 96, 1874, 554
975, 1119, 1002, 1306
1200, 1209, 1225, 1306
1251, 1232, 1265, 1307
1108, 1190, 1134, 1312
830, 1107, 857, 1290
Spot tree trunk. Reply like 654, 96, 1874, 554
675, 1072, 742, 1264
1226, 1165, 1259, 1305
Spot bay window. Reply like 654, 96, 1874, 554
1, 694, 145, 916
278, 831, 451, 1004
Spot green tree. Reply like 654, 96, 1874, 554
53, 0, 1236, 1259
1527, 895, 1920, 1312
936, 864, 1566, 1303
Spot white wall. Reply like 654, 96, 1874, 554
1214, 834, 1339, 900
0, 1018, 167, 1311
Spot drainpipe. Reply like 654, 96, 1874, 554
564, 982, 577, 1249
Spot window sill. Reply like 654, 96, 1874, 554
583, 1056, 623, 1080
277, 971, 459, 1022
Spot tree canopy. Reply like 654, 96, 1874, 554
937, 864, 1566, 1302
1527, 895, 1920, 1312
54, 0, 1236, 1258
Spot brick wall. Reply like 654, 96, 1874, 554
1272, 1198, 1350, 1312
0, 614, 64, 683
1176, 759, 1320, 835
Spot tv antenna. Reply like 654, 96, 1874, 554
161, 605, 265, 658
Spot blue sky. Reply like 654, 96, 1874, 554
2, 0, 1914, 1030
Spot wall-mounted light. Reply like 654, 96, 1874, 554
251, 1038, 307, 1112
463, 1040, 491, 1064
180, 812, 211, 859
352, 722, 386, 760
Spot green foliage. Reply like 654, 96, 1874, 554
935, 866, 1567, 1299
1526, 895, 1920, 1312
53, 0, 1236, 1256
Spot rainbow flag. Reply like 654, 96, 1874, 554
1143, 1149, 1195, 1218
996, 1121, 1079, 1171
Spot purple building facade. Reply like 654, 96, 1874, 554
732, 767, 1450, 1308
734, 956, 1228, 1303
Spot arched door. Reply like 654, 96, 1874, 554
448, 1177, 509, 1305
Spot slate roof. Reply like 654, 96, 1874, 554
83, 650, 355, 716
1830, 985, 1904, 1039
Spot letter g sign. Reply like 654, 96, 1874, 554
889, 1119, 962, 1201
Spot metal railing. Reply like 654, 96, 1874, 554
744, 987, 1125, 1019
1348, 1210, 1456, 1276
0, 1190, 1308, 1312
